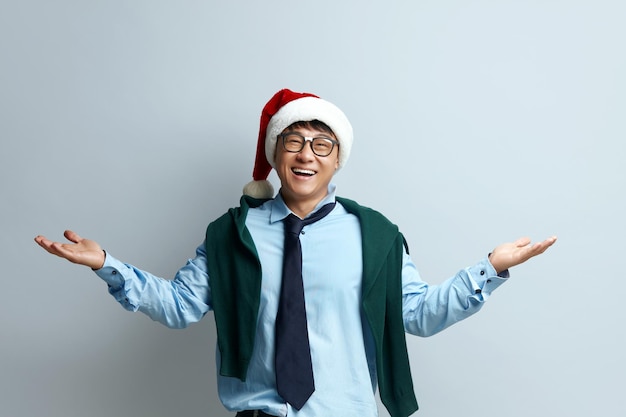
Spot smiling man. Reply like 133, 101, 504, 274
35, 88, 557, 417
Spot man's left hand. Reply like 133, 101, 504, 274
489, 236, 557, 274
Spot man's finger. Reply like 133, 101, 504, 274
536, 236, 557, 253
34, 235, 58, 253
527, 236, 557, 257
63, 230, 82, 244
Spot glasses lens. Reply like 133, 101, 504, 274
283, 134, 304, 152
311, 138, 335, 156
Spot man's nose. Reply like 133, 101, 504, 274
297, 139, 316, 160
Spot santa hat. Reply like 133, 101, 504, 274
242, 88, 353, 199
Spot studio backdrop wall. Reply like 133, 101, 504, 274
1, 1, 624, 416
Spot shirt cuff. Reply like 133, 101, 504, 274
467, 257, 509, 297
93, 252, 126, 288
93, 253, 139, 311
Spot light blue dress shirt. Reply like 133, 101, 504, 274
95, 184, 508, 417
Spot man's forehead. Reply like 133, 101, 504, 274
283, 120, 336, 137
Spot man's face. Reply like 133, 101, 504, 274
274, 124, 339, 212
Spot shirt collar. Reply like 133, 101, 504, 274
270, 183, 337, 224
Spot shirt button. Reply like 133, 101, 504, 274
480, 270, 485, 275
487, 279, 492, 283
301, 231, 305, 235
112, 270, 117, 275
475, 289, 482, 294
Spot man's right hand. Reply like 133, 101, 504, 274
34, 230, 106, 270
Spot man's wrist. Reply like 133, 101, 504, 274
91, 250, 106, 270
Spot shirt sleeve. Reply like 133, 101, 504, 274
401, 250, 509, 337
93, 242, 212, 329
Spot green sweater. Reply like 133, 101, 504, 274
205, 196, 419, 416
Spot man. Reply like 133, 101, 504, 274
35, 89, 557, 417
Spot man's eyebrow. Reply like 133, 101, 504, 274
283, 129, 336, 138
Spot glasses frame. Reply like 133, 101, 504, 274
278, 132, 339, 157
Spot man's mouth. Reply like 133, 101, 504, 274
292, 168, 316, 177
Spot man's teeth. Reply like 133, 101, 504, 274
292, 168, 316, 176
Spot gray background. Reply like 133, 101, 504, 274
1, 1, 624, 416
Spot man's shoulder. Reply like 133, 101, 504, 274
209, 196, 273, 226
336, 196, 394, 226
206, 196, 274, 247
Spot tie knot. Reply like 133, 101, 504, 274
282, 202, 336, 236
284, 214, 304, 235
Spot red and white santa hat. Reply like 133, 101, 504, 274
242, 88, 353, 199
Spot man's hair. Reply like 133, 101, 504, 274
285, 120, 336, 137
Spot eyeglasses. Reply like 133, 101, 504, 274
278, 133, 339, 157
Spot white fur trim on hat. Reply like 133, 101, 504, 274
242, 179, 274, 199
264, 96, 353, 170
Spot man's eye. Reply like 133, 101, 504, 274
286, 136, 302, 145
313, 139, 332, 149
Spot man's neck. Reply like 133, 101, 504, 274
280, 192, 328, 219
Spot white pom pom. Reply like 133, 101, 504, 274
243, 180, 274, 199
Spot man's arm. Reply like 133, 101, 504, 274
402, 235, 557, 336
34, 230, 212, 328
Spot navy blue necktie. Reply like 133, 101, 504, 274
275, 202, 336, 410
